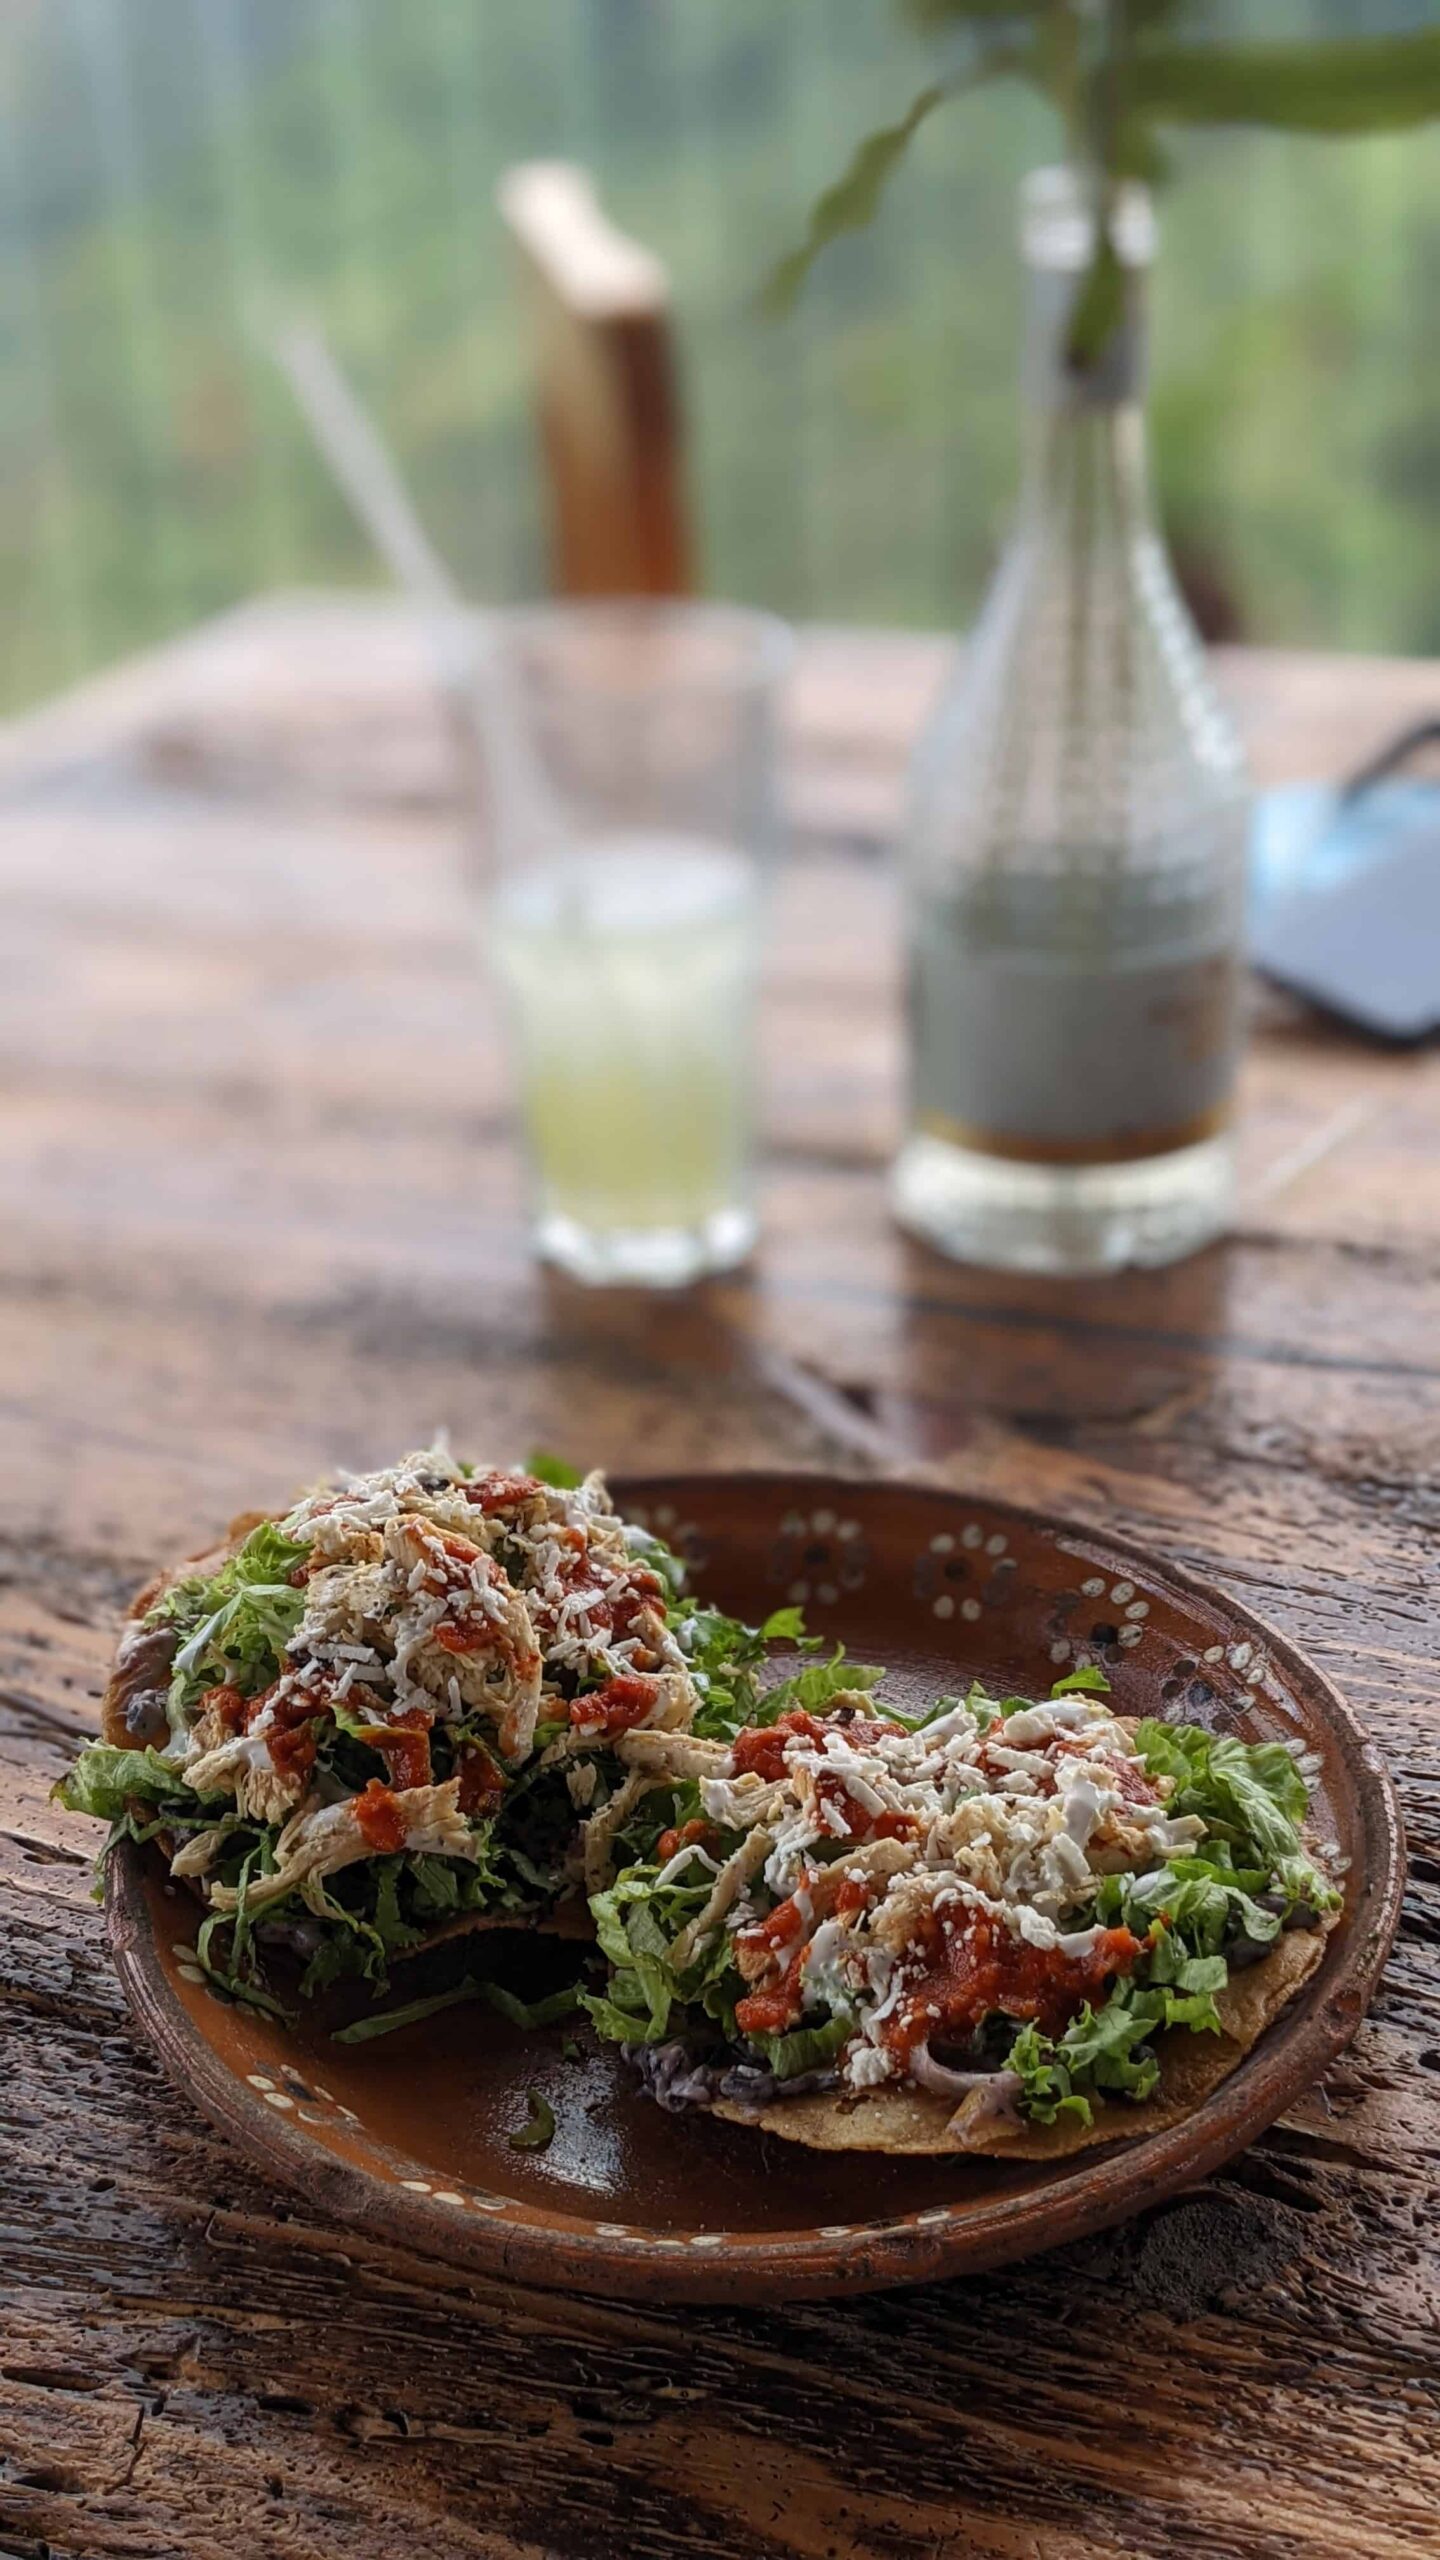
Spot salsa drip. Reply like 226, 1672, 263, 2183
455, 1740, 506, 1816
348, 1730, 504, 1853
202, 1669, 382, 1785
460, 1469, 546, 1517
732, 1878, 1141, 2050
408, 1524, 540, 1682
351, 1705, 434, 1793
569, 1672, 662, 1738
879, 1905, 1142, 2069
730, 1708, 904, 1786
353, 1777, 409, 1854
408, 1523, 506, 1613
731, 1709, 917, 1846
654, 1816, 720, 1864
734, 1894, 809, 2037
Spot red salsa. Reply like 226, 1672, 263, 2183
434, 1619, 486, 1657
730, 1709, 904, 1787
878, 1906, 1141, 2070
734, 1895, 808, 2037
654, 1817, 719, 1863
353, 1778, 408, 1855
203, 1683, 249, 1735
462, 1469, 544, 1515
456, 1742, 506, 1817
568, 1673, 662, 1738
352, 1706, 434, 1793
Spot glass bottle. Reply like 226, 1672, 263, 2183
893, 167, 1249, 1276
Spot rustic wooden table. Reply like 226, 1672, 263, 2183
2, 596, 1436, 2560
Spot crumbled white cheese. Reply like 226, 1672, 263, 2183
707, 1692, 1185, 2089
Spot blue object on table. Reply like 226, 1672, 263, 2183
1250, 778, 1440, 919
1249, 775, 1440, 1043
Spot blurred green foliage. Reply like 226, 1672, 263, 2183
0, 0, 1436, 713
763, 5, 1440, 367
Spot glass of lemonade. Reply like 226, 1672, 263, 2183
474, 601, 792, 1287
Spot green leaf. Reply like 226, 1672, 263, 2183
625, 1899, 673, 1964
752, 2011, 854, 2080
630, 1952, 675, 2037
760, 1606, 809, 1643
680, 1605, 771, 1676
407, 1854, 461, 1915
55, 1742, 189, 1822
1050, 1665, 1112, 1698
508, 2088, 557, 2151
760, 83, 952, 314
477, 1980, 583, 2029
589, 1886, 640, 1972
755, 1645, 885, 1723
332, 1981, 484, 2043
580, 1991, 656, 2046
158, 1519, 312, 1715
526, 1449, 584, 1490
1134, 32, 1440, 137
1173, 1953, 1229, 1999
887, 1691, 963, 1734
1133, 1718, 1314, 1871
1063, 228, 1128, 372
369, 1858, 426, 1955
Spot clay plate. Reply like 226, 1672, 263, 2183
106, 1473, 1404, 2303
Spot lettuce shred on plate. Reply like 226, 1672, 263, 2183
57, 1451, 1340, 2132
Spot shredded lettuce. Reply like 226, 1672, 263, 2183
526, 1449, 584, 1490
478, 1980, 583, 2029
56, 1742, 196, 1823
584, 1862, 741, 2046
155, 1520, 312, 1716
1134, 1718, 1332, 1891
332, 1981, 483, 2042
759, 1645, 885, 1720
333, 1975, 581, 2045
587, 1686, 1336, 2121
753, 2011, 853, 2080
1007, 1962, 1228, 2126
58, 1443, 1338, 2092
679, 1606, 806, 1735
509, 2088, 557, 2151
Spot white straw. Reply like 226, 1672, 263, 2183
262, 313, 556, 869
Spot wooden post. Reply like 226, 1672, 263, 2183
497, 161, 693, 599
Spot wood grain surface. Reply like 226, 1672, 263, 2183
1, 596, 1436, 2560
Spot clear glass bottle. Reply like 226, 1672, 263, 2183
893, 167, 1249, 1276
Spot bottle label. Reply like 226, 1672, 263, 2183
910, 945, 1241, 1165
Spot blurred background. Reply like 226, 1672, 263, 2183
2, 0, 1436, 717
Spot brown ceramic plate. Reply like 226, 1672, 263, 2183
106, 1473, 1403, 2303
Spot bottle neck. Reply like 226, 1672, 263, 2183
1017, 245, 1153, 531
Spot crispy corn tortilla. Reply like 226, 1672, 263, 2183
103, 1516, 581, 1946
711, 1923, 1332, 2156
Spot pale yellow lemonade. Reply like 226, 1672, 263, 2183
490, 835, 759, 1278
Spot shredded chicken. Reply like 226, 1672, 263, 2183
383, 1514, 544, 1760
615, 1729, 729, 1781
184, 1728, 307, 1827
169, 1826, 225, 1880
206, 1777, 476, 1913
670, 1828, 776, 1971
582, 1771, 662, 1895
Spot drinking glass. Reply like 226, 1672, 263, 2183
472, 600, 792, 1287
